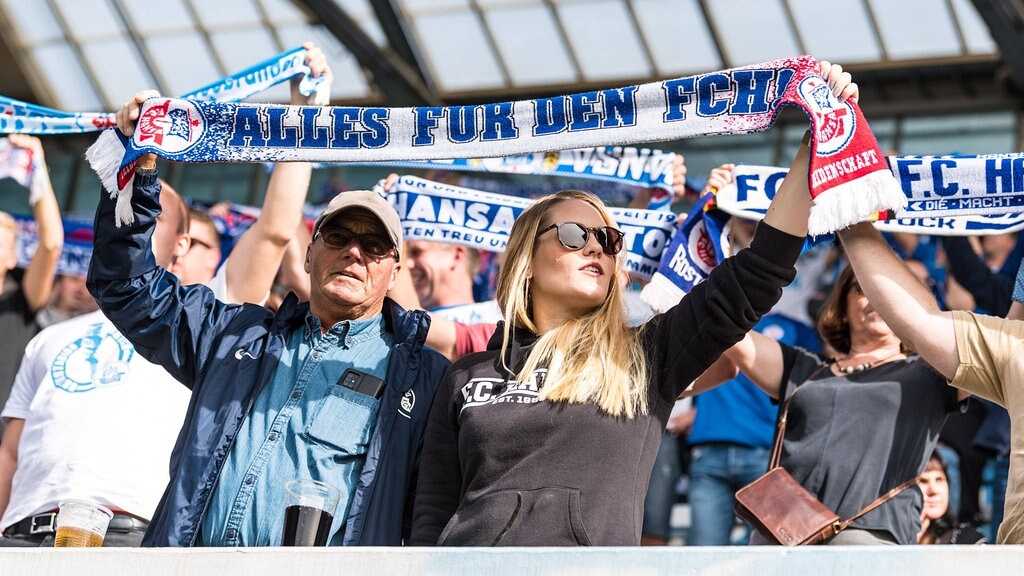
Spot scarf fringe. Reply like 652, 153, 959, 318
807, 170, 905, 236
640, 272, 687, 315
85, 129, 135, 226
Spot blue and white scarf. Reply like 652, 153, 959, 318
87, 55, 903, 233
385, 175, 678, 279
336, 145, 677, 199
0, 46, 325, 135
0, 138, 42, 203
715, 158, 1024, 235
640, 155, 1024, 313
639, 195, 730, 312
13, 214, 94, 277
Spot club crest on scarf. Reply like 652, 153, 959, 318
689, 218, 718, 276
138, 100, 204, 150
798, 76, 854, 156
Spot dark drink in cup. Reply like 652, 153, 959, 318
280, 479, 340, 546
282, 505, 334, 547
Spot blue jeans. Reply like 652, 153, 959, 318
642, 434, 681, 539
687, 443, 770, 546
990, 454, 1010, 539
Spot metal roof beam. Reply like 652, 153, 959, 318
970, 0, 1024, 92
293, 0, 440, 106
368, 0, 432, 88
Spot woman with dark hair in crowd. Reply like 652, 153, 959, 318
698, 265, 971, 545
918, 451, 986, 544
408, 62, 859, 547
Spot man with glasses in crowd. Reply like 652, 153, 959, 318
86, 89, 449, 546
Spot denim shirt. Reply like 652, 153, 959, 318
201, 313, 391, 546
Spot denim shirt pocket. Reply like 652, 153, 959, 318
304, 385, 381, 457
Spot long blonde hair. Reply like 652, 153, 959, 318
495, 190, 649, 418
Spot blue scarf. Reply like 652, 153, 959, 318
385, 175, 677, 279
0, 46, 325, 135
715, 158, 1024, 235
86, 55, 902, 234
12, 214, 94, 277
331, 146, 678, 205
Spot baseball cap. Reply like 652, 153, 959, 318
313, 190, 403, 258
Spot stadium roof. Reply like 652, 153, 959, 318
0, 0, 1016, 117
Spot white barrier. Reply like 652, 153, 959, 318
1, 546, 1022, 576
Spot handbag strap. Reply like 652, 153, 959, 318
768, 361, 831, 470
838, 477, 919, 530
767, 358, 921, 532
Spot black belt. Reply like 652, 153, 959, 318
2, 511, 149, 537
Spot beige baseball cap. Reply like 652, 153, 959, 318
313, 190, 403, 258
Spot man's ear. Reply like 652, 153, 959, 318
451, 245, 466, 271
387, 261, 400, 292
304, 243, 313, 274
173, 234, 191, 262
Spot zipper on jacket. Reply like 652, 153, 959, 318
346, 341, 410, 545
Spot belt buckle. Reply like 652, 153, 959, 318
29, 514, 56, 535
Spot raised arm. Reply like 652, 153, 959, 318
87, 92, 262, 387
0, 418, 23, 520
653, 61, 856, 396
650, 143, 806, 396
838, 223, 959, 379
274, 220, 312, 302
223, 43, 331, 304
8, 135, 63, 312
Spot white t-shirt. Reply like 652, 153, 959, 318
430, 300, 502, 324
208, 257, 268, 306
0, 310, 191, 529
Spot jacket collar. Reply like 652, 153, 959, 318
275, 293, 429, 352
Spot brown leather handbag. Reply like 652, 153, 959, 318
734, 363, 918, 546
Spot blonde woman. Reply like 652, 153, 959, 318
409, 63, 857, 547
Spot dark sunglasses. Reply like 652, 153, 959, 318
189, 237, 216, 251
537, 222, 624, 256
315, 227, 395, 258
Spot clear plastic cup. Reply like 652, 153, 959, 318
281, 479, 340, 546
54, 499, 113, 547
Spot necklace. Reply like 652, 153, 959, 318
834, 351, 904, 375
837, 361, 873, 374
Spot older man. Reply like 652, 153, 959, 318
87, 103, 449, 546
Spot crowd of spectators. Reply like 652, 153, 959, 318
0, 52, 1018, 549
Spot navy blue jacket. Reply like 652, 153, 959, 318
87, 171, 450, 546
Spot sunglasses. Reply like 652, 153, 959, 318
189, 237, 217, 251
315, 227, 395, 258
537, 222, 624, 256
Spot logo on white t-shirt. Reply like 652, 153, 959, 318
50, 322, 135, 393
